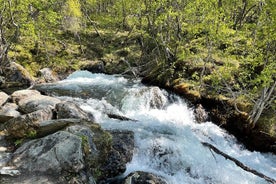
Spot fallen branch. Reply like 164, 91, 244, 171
201, 142, 276, 184
107, 113, 137, 122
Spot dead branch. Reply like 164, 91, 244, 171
202, 142, 276, 184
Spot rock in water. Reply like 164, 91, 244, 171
123, 171, 168, 184
55, 101, 95, 121
194, 104, 208, 123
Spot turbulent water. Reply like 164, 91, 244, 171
37, 71, 276, 184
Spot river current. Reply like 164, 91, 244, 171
36, 71, 275, 184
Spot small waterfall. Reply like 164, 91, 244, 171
36, 71, 276, 184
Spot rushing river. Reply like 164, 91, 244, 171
36, 71, 275, 184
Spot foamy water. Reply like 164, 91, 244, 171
38, 71, 276, 184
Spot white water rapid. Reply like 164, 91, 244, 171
38, 71, 276, 184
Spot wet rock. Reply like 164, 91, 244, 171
194, 104, 208, 123
55, 101, 95, 121
11, 131, 84, 174
149, 87, 167, 109
0, 91, 9, 106
4, 107, 53, 138
123, 171, 168, 184
37, 68, 59, 83
100, 130, 134, 181
0, 103, 21, 123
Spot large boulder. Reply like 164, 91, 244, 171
0, 62, 34, 89
4, 107, 53, 138
11, 89, 41, 104
11, 89, 61, 113
11, 131, 84, 174
123, 171, 168, 184
0, 91, 9, 106
55, 101, 95, 121
0, 103, 21, 123
18, 95, 60, 114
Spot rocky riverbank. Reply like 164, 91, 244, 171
0, 89, 167, 184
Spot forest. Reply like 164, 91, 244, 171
0, 0, 275, 144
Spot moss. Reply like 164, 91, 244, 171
256, 113, 276, 137
83, 124, 112, 181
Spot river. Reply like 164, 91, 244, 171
36, 71, 276, 184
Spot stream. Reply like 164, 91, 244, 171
36, 71, 276, 184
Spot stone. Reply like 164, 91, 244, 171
37, 118, 82, 137
100, 130, 134, 181
0, 103, 21, 123
0, 62, 34, 88
55, 101, 94, 121
4, 107, 53, 138
11, 131, 84, 174
37, 68, 59, 83
123, 171, 168, 184
194, 104, 208, 123
0, 91, 9, 106
12, 90, 61, 113
149, 87, 167, 109
11, 89, 41, 104
81, 60, 106, 73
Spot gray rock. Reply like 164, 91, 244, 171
149, 87, 167, 109
5, 107, 53, 138
37, 119, 82, 137
0, 103, 21, 123
11, 89, 41, 104
194, 104, 208, 123
123, 171, 168, 184
100, 130, 134, 181
17, 94, 61, 114
0, 91, 9, 106
11, 131, 84, 174
38, 68, 59, 83
56, 101, 94, 121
